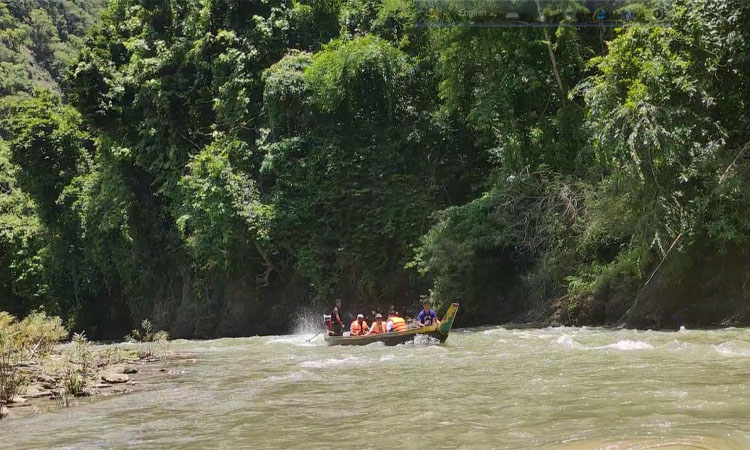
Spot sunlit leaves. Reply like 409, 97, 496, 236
585, 0, 750, 254
304, 35, 411, 115
176, 138, 267, 272
0, 91, 93, 224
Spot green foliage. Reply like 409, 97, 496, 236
0, 140, 48, 314
263, 50, 313, 136
434, 24, 594, 173
4, 0, 750, 334
62, 0, 299, 334
0, 0, 106, 95
305, 35, 412, 114
414, 170, 592, 322
176, 138, 269, 273
0, 91, 109, 330
289, 0, 341, 50
413, 0, 750, 325
261, 34, 472, 303
59, 367, 85, 402
1, 91, 93, 222
584, 0, 750, 255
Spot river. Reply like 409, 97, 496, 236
3, 326, 750, 449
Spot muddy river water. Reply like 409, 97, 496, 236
3, 326, 750, 449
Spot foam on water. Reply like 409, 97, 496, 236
299, 356, 360, 369
555, 334, 584, 349
597, 340, 655, 351
483, 327, 508, 335
405, 334, 441, 346
263, 371, 309, 383
714, 341, 750, 357
266, 335, 318, 346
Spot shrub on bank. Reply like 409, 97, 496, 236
12, 311, 68, 357
0, 310, 68, 415
58, 332, 93, 405
127, 319, 170, 358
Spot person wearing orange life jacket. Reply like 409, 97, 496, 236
366, 313, 387, 335
350, 314, 369, 336
386, 312, 406, 332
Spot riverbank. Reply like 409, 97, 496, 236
0, 342, 180, 420
538, 248, 750, 330
0, 312, 182, 421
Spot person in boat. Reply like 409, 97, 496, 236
366, 313, 387, 335
331, 299, 345, 336
350, 314, 369, 336
417, 301, 441, 327
386, 311, 407, 333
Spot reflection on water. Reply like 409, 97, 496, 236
3, 327, 750, 449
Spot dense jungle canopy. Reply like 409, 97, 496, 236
1, 0, 749, 338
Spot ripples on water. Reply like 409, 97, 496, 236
3, 327, 750, 449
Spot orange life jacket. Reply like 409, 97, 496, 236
388, 316, 406, 332
350, 319, 369, 335
368, 320, 387, 335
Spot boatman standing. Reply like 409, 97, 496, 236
417, 301, 440, 327
332, 298, 345, 336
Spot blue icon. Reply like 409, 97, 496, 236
621, 9, 635, 21
592, 7, 607, 21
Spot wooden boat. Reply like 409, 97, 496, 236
324, 303, 459, 346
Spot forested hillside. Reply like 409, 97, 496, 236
0, 0, 106, 94
0, 0, 108, 328
1, 0, 749, 338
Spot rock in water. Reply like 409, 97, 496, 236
35, 374, 55, 384
101, 373, 130, 384
110, 365, 138, 374
24, 385, 52, 399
